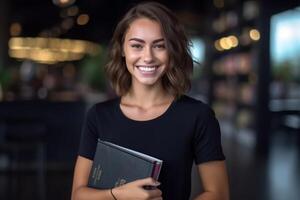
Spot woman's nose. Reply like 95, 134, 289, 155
142, 47, 154, 63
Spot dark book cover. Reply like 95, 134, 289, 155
88, 139, 163, 189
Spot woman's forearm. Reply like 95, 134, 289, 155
72, 186, 114, 200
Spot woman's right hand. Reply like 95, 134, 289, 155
112, 177, 162, 200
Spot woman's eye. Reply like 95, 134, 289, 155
131, 44, 143, 49
154, 44, 165, 49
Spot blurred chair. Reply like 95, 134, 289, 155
0, 118, 47, 200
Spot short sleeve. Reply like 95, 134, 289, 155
78, 105, 99, 160
193, 106, 225, 165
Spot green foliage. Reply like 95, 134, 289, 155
0, 67, 12, 90
79, 47, 108, 91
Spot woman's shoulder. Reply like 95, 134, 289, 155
176, 95, 215, 116
177, 95, 209, 108
88, 97, 119, 113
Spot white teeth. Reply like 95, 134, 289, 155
138, 66, 157, 72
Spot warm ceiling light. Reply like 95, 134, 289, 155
219, 37, 231, 50
8, 37, 100, 64
214, 40, 224, 51
77, 14, 90, 25
60, 0, 70, 4
52, 0, 76, 7
228, 35, 239, 47
249, 29, 260, 41
215, 35, 239, 51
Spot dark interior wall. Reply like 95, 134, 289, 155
0, 1, 9, 69
0, 101, 86, 166
269, 0, 300, 14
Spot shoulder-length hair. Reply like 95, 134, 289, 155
105, 1, 193, 97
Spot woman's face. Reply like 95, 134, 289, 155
123, 17, 169, 87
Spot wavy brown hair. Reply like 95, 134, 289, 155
105, 1, 193, 97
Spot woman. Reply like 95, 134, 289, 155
72, 2, 229, 200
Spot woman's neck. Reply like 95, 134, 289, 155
121, 83, 174, 109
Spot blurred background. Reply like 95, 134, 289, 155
0, 0, 299, 199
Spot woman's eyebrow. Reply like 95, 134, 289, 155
129, 38, 145, 43
153, 38, 164, 43
128, 38, 164, 43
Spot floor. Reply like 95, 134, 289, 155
0, 130, 299, 200
223, 129, 300, 200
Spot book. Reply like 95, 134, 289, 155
88, 139, 163, 189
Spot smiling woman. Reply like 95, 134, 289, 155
123, 18, 169, 87
105, 2, 193, 97
71, 2, 229, 200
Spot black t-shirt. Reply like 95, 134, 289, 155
78, 95, 225, 200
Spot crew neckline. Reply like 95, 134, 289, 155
116, 96, 178, 123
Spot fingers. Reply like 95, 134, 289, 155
139, 188, 162, 199
132, 177, 160, 187
147, 188, 162, 197
120, 177, 163, 199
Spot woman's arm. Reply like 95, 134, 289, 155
71, 156, 163, 200
194, 160, 229, 200
71, 156, 113, 200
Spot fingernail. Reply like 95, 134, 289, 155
155, 181, 161, 186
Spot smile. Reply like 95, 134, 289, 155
136, 65, 159, 73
